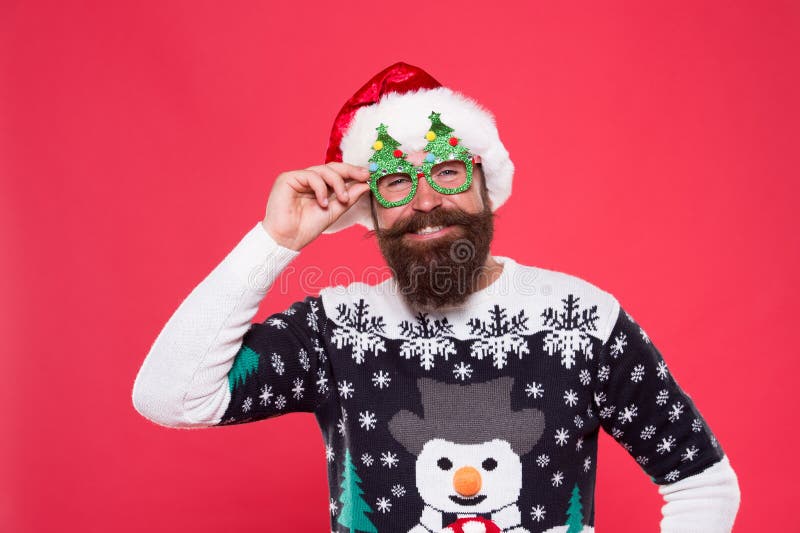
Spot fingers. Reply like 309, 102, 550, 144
310, 165, 352, 204
325, 181, 372, 220
290, 170, 331, 207
309, 162, 371, 183
303, 163, 371, 206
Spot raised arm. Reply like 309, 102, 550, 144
131, 162, 372, 428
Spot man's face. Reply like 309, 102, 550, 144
370, 153, 495, 312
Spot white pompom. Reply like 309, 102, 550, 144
462, 521, 487, 533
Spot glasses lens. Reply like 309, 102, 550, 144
430, 160, 468, 191
376, 173, 414, 202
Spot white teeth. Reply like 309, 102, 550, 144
414, 225, 444, 235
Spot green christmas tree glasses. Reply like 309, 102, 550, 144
368, 112, 474, 208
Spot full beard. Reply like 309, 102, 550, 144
373, 204, 495, 312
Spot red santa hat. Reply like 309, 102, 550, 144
322, 62, 514, 234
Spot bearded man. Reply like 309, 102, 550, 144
133, 63, 740, 533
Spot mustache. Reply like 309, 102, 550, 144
372, 208, 482, 240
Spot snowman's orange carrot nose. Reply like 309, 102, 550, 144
453, 466, 482, 496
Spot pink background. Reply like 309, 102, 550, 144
2, 1, 797, 531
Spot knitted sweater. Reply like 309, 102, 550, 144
132, 222, 740, 533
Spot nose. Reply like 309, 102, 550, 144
410, 174, 443, 212
453, 466, 482, 497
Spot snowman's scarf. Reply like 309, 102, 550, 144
419, 502, 523, 531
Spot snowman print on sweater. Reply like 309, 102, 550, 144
388, 376, 543, 533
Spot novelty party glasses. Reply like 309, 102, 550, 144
368, 112, 474, 208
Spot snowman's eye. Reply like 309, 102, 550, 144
482, 458, 498, 471
437, 457, 453, 470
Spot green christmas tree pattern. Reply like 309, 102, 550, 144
565, 483, 584, 533
227, 345, 259, 392
421, 112, 472, 194
336, 449, 378, 533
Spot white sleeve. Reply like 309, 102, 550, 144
658, 454, 741, 532
131, 221, 300, 429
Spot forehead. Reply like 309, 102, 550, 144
419, 438, 516, 461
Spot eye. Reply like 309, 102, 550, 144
389, 176, 410, 186
482, 458, 498, 471
437, 457, 453, 470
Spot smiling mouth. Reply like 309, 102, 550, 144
448, 494, 487, 506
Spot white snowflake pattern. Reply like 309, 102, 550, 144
621, 441, 633, 452
267, 317, 287, 329
312, 337, 326, 363
274, 395, 286, 410
259, 384, 273, 406
640, 326, 650, 343
329, 497, 338, 515
656, 389, 669, 406
358, 411, 377, 431
575, 437, 584, 451
361, 453, 374, 466
270, 352, 285, 375
530, 504, 546, 522
711, 435, 719, 448
536, 454, 550, 468
597, 365, 611, 381
380, 451, 399, 468
376, 497, 392, 513
579, 369, 592, 386
337, 414, 347, 436
563, 389, 579, 407
583, 456, 592, 472
574, 415, 584, 428
668, 402, 685, 422
306, 300, 320, 332
526, 382, 544, 399
331, 300, 387, 363
468, 306, 531, 369
617, 404, 639, 424
636, 455, 650, 465
391, 484, 406, 497
656, 435, 677, 454
611, 427, 624, 439
599, 405, 617, 419
593, 391, 607, 405
298, 349, 310, 372
610, 332, 627, 358
554, 428, 570, 446
681, 445, 700, 462
338, 380, 355, 399
664, 470, 680, 482
291, 377, 305, 400
316, 368, 329, 395
242, 396, 253, 412
640, 425, 656, 440
282, 306, 297, 316
399, 313, 458, 370
452, 361, 473, 381
692, 418, 703, 433
656, 360, 669, 380
541, 296, 598, 369
551, 471, 564, 487
325, 444, 334, 463
372, 370, 391, 389
630, 364, 645, 382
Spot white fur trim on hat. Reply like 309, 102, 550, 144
322, 87, 513, 234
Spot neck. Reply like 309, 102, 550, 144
475, 254, 504, 291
